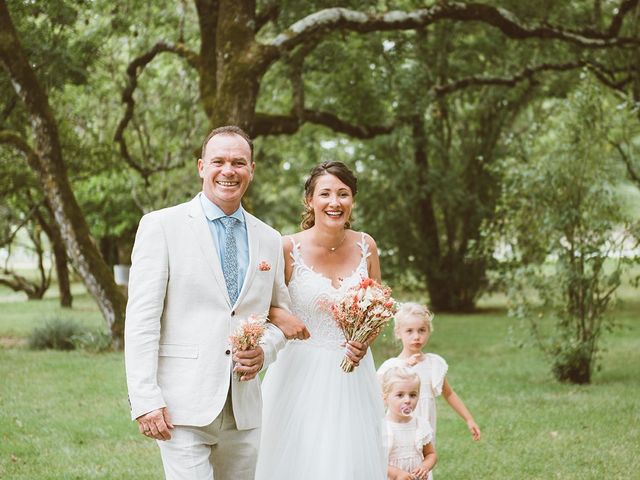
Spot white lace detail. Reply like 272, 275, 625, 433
288, 234, 370, 350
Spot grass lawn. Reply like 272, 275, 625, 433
1, 285, 639, 479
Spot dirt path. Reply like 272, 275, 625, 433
0, 337, 27, 348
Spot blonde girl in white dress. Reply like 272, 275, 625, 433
377, 303, 481, 461
381, 366, 436, 480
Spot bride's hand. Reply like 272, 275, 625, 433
269, 306, 310, 340
344, 340, 368, 366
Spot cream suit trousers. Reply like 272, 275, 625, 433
156, 393, 260, 480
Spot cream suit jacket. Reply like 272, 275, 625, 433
124, 194, 288, 430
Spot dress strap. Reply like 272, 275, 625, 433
356, 232, 371, 261
287, 236, 301, 266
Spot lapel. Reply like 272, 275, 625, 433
236, 211, 259, 307
186, 195, 231, 307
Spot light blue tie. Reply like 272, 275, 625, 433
219, 216, 239, 305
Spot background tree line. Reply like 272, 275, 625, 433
1, 0, 639, 381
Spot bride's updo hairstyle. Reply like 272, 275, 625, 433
301, 161, 358, 230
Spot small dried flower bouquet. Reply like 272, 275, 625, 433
229, 313, 267, 379
330, 277, 397, 373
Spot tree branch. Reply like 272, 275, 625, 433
256, 1, 280, 32
433, 60, 633, 96
609, 139, 640, 185
282, 42, 319, 121
608, 0, 638, 36
255, 58, 633, 139
0, 94, 17, 127
253, 110, 395, 138
434, 61, 585, 95
0, 207, 33, 248
587, 60, 633, 93
0, 129, 40, 169
114, 42, 199, 180
267, 0, 640, 59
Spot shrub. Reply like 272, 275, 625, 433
488, 82, 638, 384
70, 329, 112, 353
29, 318, 84, 350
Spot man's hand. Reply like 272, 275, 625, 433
233, 346, 264, 381
269, 310, 310, 340
136, 407, 174, 441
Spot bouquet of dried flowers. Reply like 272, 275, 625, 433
330, 277, 397, 373
229, 314, 267, 379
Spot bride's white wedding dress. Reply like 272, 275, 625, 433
255, 236, 387, 480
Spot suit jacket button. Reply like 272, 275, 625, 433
231, 311, 235, 317
225, 349, 231, 355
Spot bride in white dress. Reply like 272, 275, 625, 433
255, 161, 387, 480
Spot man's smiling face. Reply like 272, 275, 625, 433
198, 133, 255, 215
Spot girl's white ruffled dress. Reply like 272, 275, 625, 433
378, 353, 448, 439
385, 416, 433, 474
255, 237, 386, 480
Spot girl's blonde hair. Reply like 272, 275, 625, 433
380, 366, 421, 399
393, 302, 434, 340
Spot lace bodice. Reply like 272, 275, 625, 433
287, 234, 370, 350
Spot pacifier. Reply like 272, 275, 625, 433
401, 406, 413, 417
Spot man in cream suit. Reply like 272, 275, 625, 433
125, 125, 296, 479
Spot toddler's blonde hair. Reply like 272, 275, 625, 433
393, 302, 434, 340
380, 366, 421, 400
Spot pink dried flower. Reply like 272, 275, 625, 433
258, 261, 271, 271
229, 314, 267, 379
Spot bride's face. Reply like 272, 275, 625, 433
307, 174, 354, 229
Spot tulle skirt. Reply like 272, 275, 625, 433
256, 341, 387, 480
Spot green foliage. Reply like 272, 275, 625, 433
73, 172, 142, 240
28, 316, 111, 352
7, 0, 101, 89
69, 328, 113, 353
490, 81, 639, 383
3, 0, 640, 315
28, 318, 84, 351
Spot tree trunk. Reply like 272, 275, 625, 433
552, 344, 593, 384
410, 114, 487, 312
53, 238, 73, 308
99, 236, 119, 267
197, 0, 264, 130
425, 256, 487, 312
0, 1, 125, 346
35, 205, 73, 308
